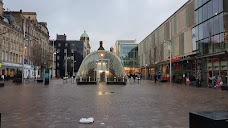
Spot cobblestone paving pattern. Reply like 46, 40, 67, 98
0, 79, 228, 128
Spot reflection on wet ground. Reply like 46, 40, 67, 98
0, 79, 227, 128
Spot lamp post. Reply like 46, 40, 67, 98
72, 53, 76, 76
164, 40, 172, 82
22, 18, 26, 83
65, 49, 67, 77
52, 52, 56, 78
52, 39, 55, 78
145, 64, 147, 80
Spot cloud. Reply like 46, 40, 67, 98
4, 0, 188, 51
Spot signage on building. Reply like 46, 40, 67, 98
0, 63, 2, 68
171, 57, 180, 62
24, 59, 28, 63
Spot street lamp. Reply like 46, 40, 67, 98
164, 40, 172, 82
65, 56, 70, 77
145, 64, 147, 80
52, 52, 57, 78
72, 53, 76, 76
22, 46, 27, 82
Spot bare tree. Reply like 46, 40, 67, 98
30, 42, 51, 79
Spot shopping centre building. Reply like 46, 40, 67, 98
138, 0, 228, 85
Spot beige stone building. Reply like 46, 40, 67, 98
138, 0, 195, 80
0, 0, 52, 79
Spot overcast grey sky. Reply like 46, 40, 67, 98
4, 0, 188, 51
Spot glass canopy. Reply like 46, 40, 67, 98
76, 50, 127, 83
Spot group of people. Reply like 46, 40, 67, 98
208, 74, 224, 88
153, 73, 161, 83
128, 73, 140, 82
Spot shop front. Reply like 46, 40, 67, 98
1, 62, 36, 79
196, 52, 228, 86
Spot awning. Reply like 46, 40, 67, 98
171, 57, 181, 62
196, 51, 227, 59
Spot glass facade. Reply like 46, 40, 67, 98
119, 44, 138, 68
195, 0, 228, 85
195, 0, 228, 55
76, 50, 127, 83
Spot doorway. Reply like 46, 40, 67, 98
100, 71, 105, 82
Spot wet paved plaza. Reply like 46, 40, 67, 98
0, 79, 228, 128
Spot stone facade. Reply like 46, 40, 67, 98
138, 0, 195, 80
0, 0, 52, 78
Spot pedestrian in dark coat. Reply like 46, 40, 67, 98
154, 74, 157, 83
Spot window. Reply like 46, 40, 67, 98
219, 0, 223, 13
203, 4, 208, 21
2, 52, 4, 61
197, 0, 203, 8
203, 38, 209, 54
57, 63, 59, 67
5, 52, 8, 61
199, 24, 203, 40
213, 34, 220, 52
213, 15, 220, 35
179, 33, 184, 54
195, 0, 199, 9
58, 43, 61, 47
199, 7, 203, 23
65, 43, 68, 47
57, 49, 60, 53
219, 13, 224, 33
220, 33, 225, 50
203, 22, 209, 39
57, 56, 60, 60
213, 0, 219, 15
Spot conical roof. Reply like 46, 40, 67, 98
98, 41, 105, 50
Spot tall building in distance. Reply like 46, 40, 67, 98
55, 34, 85, 77
115, 40, 139, 74
80, 31, 90, 55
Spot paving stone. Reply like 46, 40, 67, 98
0, 79, 227, 127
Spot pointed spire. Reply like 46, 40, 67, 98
98, 41, 105, 50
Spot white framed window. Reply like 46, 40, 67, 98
5, 52, 8, 61
2, 52, 4, 61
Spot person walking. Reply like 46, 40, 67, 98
154, 74, 157, 83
